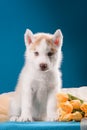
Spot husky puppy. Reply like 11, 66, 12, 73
10, 29, 63, 122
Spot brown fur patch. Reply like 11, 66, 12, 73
30, 34, 57, 53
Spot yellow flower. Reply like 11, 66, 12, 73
60, 101, 73, 113
70, 100, 81, 110
72, 111, 82, 121
59, 113, 72, 122
56, 93, 69, 103
80, 102, 87, 112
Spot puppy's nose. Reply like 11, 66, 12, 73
40, 63, 47, 71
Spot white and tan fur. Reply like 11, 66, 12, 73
9, 29, 63, 122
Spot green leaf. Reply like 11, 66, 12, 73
68, 94, 84, 103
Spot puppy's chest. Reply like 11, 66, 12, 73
30, 72, 57, 94
31, 79, 48, 94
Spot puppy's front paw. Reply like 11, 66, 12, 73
18, 115, 33, 122
10, 116, 19, 121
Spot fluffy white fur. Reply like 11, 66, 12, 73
9, 29, 63, 122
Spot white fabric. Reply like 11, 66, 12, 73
62, 86, 87, 102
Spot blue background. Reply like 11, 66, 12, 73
0, 0, 87, 93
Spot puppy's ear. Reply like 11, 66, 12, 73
24, 29, 34, 46
53, 29, 63, 47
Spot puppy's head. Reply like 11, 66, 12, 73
24, 29, 63, 72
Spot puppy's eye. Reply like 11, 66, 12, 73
34, 51, 39, 56
47, 52, 54, 56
